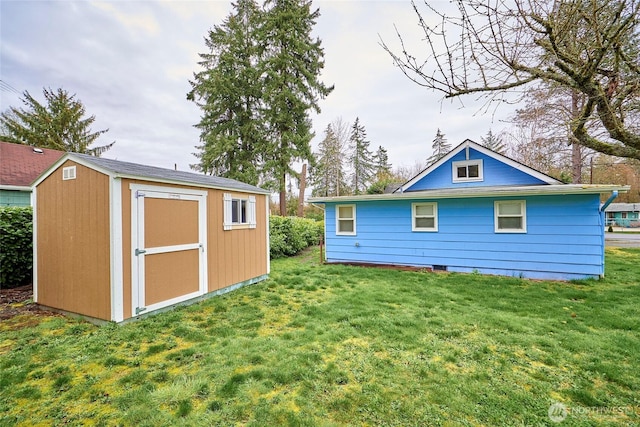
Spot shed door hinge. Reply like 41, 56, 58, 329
135, 248, 146, 256
135, 307, 147, 315
136, 191, 145, 198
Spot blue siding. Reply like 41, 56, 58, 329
407, 148, 547, 190
324, 194, 604, 280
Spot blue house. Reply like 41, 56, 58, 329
309, 140, 628, 280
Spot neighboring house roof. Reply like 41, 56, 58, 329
35, 152, 270, 194
604, 203, 640, 213
0, 141, 65, 190
396, 139, 561, 193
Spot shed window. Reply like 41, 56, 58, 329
495, 200, 526, 233
62, 166, 76, 181
412, 202, 438, 232
452, 160, 483, 183
224, 193, 256, 230
336, 205, 356, 235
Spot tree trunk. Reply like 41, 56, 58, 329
571, 91, 583, 184
279, 173, 287, 216
297, 163, 306, 217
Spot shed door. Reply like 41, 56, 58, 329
131, 185, 208, 316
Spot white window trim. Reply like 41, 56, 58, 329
452, 159, 483, 183
336, 204, 356, 236
62, 166, 76, 180
495, 200, 527, 233
223, 193, 257, 231
412, 202, 438, 232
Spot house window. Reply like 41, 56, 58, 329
224, 193, 256, 230
495, 200, 526, 233
452, 160, 483, 182
336, 205, 356, 235
412, 202, 438, 232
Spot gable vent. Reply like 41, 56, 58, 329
62, 166, 76, 180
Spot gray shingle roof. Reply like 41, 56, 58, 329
71, 153, 268, 194
603, 203, 640, 212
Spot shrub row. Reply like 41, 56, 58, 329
0, 206, 33, 288
270, 216, 323, 259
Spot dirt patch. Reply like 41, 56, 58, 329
0, 284, 56, 321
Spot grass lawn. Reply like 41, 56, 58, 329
1, 248, 639, 426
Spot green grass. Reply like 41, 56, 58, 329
1, 247, 639, 426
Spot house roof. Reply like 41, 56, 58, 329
309, 184, 629, 203
35, 152, 270, 194
604, 202, 640, 212
396, 139, 561, 193
0, 141, 65, 189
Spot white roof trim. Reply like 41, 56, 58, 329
396, 139, 561, 193
0, 185, 32, 192
310, 184, 629, 203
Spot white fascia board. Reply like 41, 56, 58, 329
397, 140, 561, 193
0, 185, 32, 191
32, 153, 115, 187
309, 184, 630, 203
113, 173, 271, 195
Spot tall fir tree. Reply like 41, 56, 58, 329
426, 128, 450, 165
480, 129, 506, 154
349, 117, 375, 195
0, 87, 113, 156
311, 124, 348, 197
261, 0, 333, 214
188, 0, 264, 185
373, 145, 392, 177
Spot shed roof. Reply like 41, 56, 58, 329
37, 153, 269, 194
0, 141, 65, 188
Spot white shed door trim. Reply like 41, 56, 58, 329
130, 184, 208, 317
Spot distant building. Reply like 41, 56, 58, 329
604, 203, 640, 227
0, 141, 64, 206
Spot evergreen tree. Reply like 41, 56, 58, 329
261, 0, 334, 214
311, 124, 347, 197
188, 0, 263, 185
480, 129, 507, 154
373, 145, 392, 177
0, 87, 113, 156
426, 129, 450, 165
349, 117, 375, 195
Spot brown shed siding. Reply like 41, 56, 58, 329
207, 191, 268, 292
36, 160, 111, 320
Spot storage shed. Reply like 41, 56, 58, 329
33, 153, 270, 323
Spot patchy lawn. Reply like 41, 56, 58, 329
1, 248, 639, 426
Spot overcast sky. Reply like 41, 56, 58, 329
1, 0, 514, 175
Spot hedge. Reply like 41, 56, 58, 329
270, 216, 323, 259
0, 206, 33, 288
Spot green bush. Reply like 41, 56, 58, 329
270, 216, 323, 259
0, 206, 33, 288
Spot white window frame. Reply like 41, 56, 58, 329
62, 166, 76, 181
223, 193, 257, 230
452, 159, 483, 183
336, 204, 356, 236
495, 200, 527, 233
412, 202, 438, 232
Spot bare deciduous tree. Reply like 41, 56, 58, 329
381, 0, 640, 159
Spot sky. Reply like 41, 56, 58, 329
0, 0, 515, 176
